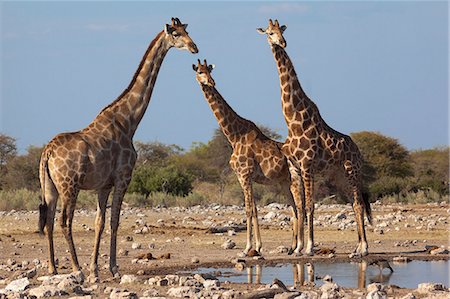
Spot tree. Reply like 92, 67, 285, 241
0, 134, 17, 189
134, 141, 183, 167
410, 147, 449, 195
351, 131, 413, 198
0, 134, 17, 166
2, 145, 42, 191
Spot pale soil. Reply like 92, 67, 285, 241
0, 202, 449, 297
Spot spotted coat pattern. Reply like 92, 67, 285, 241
39, 18, 198, 281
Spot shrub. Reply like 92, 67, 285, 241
0, 188, 39, 211
129, 165, 193, 197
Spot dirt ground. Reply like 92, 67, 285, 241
0, 201, 448, 298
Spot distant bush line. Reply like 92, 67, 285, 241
0, 129, 448, 211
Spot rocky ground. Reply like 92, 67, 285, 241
0, 201, 448, 298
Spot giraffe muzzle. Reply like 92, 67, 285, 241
189, 43, 199, 54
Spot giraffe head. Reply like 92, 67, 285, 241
164, 17, 199, 53
257, 19, 287, 48
192, 59, 215, 87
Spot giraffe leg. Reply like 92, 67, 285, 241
344, 162, 369, 257
45, 191, 58, 275
59, 188, 81, 273
288, 163, 305, 256
238, 175, 254, 255
303, 172, 315, 256
352, 188, 368, 256
251, 196, 262, 254
109, 184, 128, 278
288, 203, 298, 255
88, 188, 111, 283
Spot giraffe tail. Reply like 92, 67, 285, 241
362, 192, 372, 225
38, 150, 50, 236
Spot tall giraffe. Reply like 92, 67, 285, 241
258, 19, 372, 256
192, 59, 305, 256
38, 18, 198, 282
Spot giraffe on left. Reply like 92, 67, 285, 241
38, 17, 198, 282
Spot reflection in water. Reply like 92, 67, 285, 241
246, 265, 262, 284
241, 260, 395, 289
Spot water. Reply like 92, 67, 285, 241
189, 260, 449, 289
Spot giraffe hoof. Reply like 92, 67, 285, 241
287, 248, 294, 255
246, 248, 261, 257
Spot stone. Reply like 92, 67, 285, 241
234, 262, 245, 271
69, 296, 93, 299
392, 256, 410, 263
167, 286, 199, 297
417, 282, 446, 293
142, 289, 159, 297
319, 282, 342, 299
191, 257, 200, 264
264, 211, 278, 221
5, 277, 30, 293
203, 279, 220, 289
430, 247, 449, 255
109, 288, 138, 299
367, 283, 384, 293
157, 278, 168, 286
120, 274, 139, 284
322, 275, 333, 283
274, 292, 301, 299
29, 285, 68, 298
165, 275, 179, 286
131, 242, 141, 250
366, 283, 387, 299
399, 294, 416, 299
222, 289, 241, 299
221, 239, 236, 250
275, 245, 289, 254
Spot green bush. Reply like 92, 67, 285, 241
129, 165, 193, 197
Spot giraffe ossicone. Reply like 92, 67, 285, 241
38, 17, 198, 281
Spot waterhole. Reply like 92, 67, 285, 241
188, 260, 449, 289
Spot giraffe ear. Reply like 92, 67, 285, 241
256, 28, 266, 34
183, 23, 188, 29
164, 24, 175, 34
280, 25, 287, 32
192, 64, 198, 71
208, 64, 215, 72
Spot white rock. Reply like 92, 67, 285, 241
120, 274, 139, 284
167, 286, 199, 297
29, 285, 68, 298
264, 211, 278, 221
221, 240, 236, 250
5, 277, 30, 292
417, 282, 446, 293
203, 279, 220, 289
319, 282, 341, 299
131, 242, 142, 250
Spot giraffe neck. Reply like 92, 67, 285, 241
271, 45, 315, 127
87, 31, 169, 139
200, 85, 247, 145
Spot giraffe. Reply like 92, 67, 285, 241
257, 19, 372, 256
38, 18, 198, 282
192, 59, 305, 256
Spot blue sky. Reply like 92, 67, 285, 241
1, 1, 448, 153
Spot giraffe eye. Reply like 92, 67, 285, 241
198, 71, 203, 74
269, 33, 274, 36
